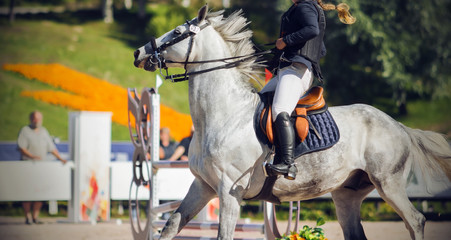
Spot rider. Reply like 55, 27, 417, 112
262, 0, 355, 180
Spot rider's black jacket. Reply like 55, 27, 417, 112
280, 0, 326, 79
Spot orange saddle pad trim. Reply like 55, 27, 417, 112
295, 107, 309, 142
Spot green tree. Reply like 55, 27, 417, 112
230, 0, 281, 44
324, 0, 451, 114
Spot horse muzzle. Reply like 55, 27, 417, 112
133, 49, 158, 72
134, 37, 161, 72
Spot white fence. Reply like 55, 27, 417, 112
111, 161, 194, 200
0, 161, 193, 202
1, 160, 451, 203
0, 161, 72, 201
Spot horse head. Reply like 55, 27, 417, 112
133, 5, 209, 72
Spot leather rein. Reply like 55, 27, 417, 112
147, 19, 271, 82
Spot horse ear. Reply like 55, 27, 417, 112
197, 4, 208, 23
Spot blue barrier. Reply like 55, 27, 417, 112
0, 141, 134, 162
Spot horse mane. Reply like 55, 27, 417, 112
206, 10, 264, 82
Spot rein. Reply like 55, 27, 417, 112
148, 19, 272, 82
164, 51, 271, 82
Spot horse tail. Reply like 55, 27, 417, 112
401, 125, 451, 185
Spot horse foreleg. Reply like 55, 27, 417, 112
159, 178, 216, 240
217, 182, 242, 240
331, 183, 375, 240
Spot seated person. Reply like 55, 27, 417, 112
159, 127, 177, 160
168, 126, 194, 161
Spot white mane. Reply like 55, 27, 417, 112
206, 10, 263, 81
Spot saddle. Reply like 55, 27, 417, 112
259, 86, 327, 144
248, 86, 340, 204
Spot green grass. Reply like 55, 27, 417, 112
396, 98, 451, 137
0, 70, 69, 140
0, 18, 189, 141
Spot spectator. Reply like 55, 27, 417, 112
168, 125, 194, 161
17, 111, 67, 225
159, 127, 177, 160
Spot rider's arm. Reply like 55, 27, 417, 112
283, 3, 320, 46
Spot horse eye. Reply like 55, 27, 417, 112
174, 29, 181, 35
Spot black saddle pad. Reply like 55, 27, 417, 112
254, 93, 340, 158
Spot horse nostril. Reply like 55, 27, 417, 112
134, 50, 140, 59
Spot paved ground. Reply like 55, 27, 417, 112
0, 216, 450, 239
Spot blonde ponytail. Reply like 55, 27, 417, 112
317, 0, 356, 24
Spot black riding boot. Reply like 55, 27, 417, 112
268, 112, 297, 180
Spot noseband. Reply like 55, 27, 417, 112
148, 19, 271, 82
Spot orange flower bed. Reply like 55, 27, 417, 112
3, 63, 192, 141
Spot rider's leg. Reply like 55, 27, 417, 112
271, 63, 313, 120
270, 111, 297, 179
269, 63, 313, 180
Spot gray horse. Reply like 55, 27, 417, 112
133, 5, 451, 240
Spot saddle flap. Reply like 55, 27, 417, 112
260, 105, 274, 144
295, 108, 308, 142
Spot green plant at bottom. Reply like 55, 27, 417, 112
277, 217, 327, 240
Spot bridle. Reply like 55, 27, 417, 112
147, 19, 271, 82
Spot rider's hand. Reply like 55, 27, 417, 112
276, 38, 287, 50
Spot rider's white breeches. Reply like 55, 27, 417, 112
260, 63, 313, 121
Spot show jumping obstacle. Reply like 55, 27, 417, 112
127, 86, 302, 240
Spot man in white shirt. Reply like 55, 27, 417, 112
17, 111, 67, 224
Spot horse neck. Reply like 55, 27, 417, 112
188, 29, 259, 130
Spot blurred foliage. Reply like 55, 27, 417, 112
1, 199, 451, 221
229, 0, 281, 44
0, 0, 99, 7
240, 199, 451, 221
146, 4, 197, 38
322, 0, 451, 114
